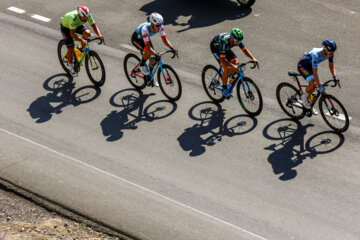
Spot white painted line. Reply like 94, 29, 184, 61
31, 14, 51, 22
324, 112, 352, 121
7, 6, 26, 14
0, 127, 268, 240
120, 43, 137, 52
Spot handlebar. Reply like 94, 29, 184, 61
152, 49, 179, 59
239, 60, 259, 69
86, 37, 105, 45
322, 79, 341, 89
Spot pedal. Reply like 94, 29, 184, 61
305, 109, 313, 117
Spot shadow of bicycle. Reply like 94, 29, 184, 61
263, 118, 345, 181
178, 101, 257, 156
27, 74, 101, 123
101, 88, 177, 141
139, 0, 252, 32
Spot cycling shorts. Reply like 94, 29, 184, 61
298, 61, 314, 82
131, 32, 154, 54
210, 42, 237, 64
60, 24, 87, 47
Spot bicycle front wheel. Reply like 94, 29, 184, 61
201, 65, 225, 103
276, 82, 305, 119
319, 95, 349, 132
236, 77, 263, 116
85, 51, 106, 87
57, 40, 70, 74
157, 64, 182, 101
123, 53, 147, 90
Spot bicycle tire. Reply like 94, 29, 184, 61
123, 53, 147, 90
276, 82, 305, 119
157, 64, 182, 101
57, 40, 70, 74
319, 95, 349, 132
201, 65, 225, 103
236, 77, 263, 116
84, 51, 105, 87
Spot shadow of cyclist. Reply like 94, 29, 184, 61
101, 89, 177, 141
178, 101, 257, 156
27, 74, 101, 123
139, 0, 252, 32
263, 118, 345, 181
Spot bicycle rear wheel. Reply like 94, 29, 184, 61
319, 95, 349, 132
85, 51, 106, 87
201, 65, 225, 103
57, 40, 70, 74
157, 64, 182, 101
123, 53, 147, 90
236, 77, 263, 116
276, 82, 305, 119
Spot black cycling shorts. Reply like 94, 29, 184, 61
131, 32, 154, 54
210, 42, 237, 64
60, 24, 87, 47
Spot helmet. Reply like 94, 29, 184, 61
322, 39, 337, 52
230, 28, 244, 42
150, 12, 163, 25
77, 6, 90, 18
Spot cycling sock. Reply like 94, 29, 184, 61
140, 58, 146, 66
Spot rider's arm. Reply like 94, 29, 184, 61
70, 29, 86, 45
160, 27, 178, 55
241, 46, 258, 65
328, 58, 336, 78
91, 23, 104, 42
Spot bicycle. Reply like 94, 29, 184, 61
276, 70, 350, 132
57, 37, 106, 87
237, 0, 256, 7
201, 61, 263, 116
123, 50, 182, 101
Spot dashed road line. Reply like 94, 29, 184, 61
31, 14, 51, 22
7, 6, 26, 14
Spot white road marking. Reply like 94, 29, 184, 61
31, 14, 51, 22
7, 6, 26, 14
120, 43, 138, 52
0, 127, 268, 240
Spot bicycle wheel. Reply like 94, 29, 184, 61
319, 95, 349, 132
123, 53, 147, 90
276, 82, 305, 119
201, 65, 225, 103
157, 64, 182, 101
57, 40, 70, 74
236, 77, 263, 116
85, 51, 106, 87
237, 0, 256, 7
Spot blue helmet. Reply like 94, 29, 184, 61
322, 39, 337, 52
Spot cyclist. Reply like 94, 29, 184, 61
60, 6, 105, 76
210, 28, 259, 98
131, 12, 178, 86
298, 39, 339, 109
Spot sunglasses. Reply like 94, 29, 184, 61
155, 24, 162, 28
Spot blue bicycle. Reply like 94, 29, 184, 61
123, 50, 182, 101
201, 61, 263, 116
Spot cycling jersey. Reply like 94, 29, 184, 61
135, 22, 166, 45
300, 48, 334, 68
61, 10, 95, 29
212, 33, 245, 55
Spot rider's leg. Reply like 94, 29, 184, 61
82, 29, 91, 39
298, 63, 314, 109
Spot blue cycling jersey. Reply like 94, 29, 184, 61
301, 48, 334, 68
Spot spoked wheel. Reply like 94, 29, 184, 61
201, 65, 225, 103
319, 95, 349, 132
85, 51, 106, 87
57, 40, 70, 74
236, 77, 263, 116
157, 64, 182, 101
276, 82, 305, 119
123, 53, 147, 90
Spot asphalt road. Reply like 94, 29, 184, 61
1, 1, 360, 239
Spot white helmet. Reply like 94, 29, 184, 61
77, 5, 90, 18
150, 12, 163, 25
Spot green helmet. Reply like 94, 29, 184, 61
230, 28, 243, 42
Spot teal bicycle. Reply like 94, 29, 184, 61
123, 50, 182, 101
202, 61, 263, 116
57, 37, 106, 87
